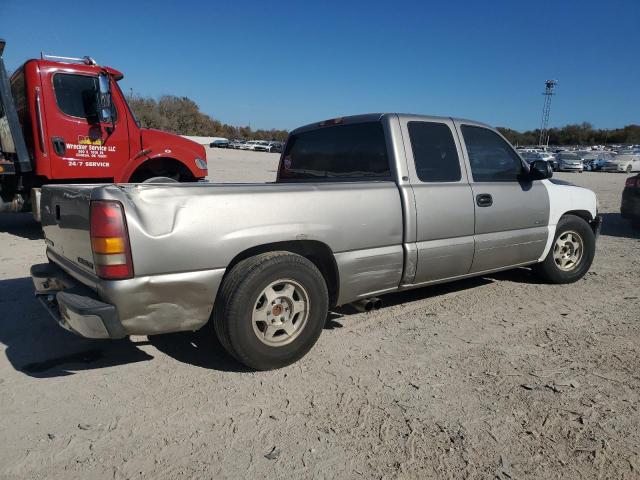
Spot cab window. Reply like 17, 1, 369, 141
279, 122, 391, 182
53, 73, 116, 121
462, 125, 523, 182
408, 121, 461, 182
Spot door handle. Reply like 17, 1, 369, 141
476, 193, 493, 207
51, 137, 66, 156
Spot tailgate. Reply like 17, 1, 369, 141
41, 185, 97, 275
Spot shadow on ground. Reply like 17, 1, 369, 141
332, 275, 495, 318
600, 212, 640, 240
1, 273, 503, 374
0, 277, 152, 378
1, 264, 549, 374
0, 213, 43, 240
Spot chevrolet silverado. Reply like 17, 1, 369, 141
31, 113, 602, 369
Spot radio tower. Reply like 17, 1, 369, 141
538, 80, 557, 147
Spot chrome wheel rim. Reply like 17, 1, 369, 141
553, 230, 584, 271
252, 279, 309, 347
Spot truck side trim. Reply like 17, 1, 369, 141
334, 245, 404, 305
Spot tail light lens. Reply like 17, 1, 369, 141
90, 201, 134, 279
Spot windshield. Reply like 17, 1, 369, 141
114, 81, 140, 128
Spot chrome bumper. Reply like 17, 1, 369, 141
33, 255, 227, 338
31, 263, 125, 339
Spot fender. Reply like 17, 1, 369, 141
116, 129, 207, 182
537, 179, 598, 261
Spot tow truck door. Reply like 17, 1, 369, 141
39, 64, 130, 180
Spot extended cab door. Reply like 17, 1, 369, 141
399, 117, 475, 284
39, 66, 129, 180
456, 122, 550, 273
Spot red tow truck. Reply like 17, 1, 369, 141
0, 39, 207, 219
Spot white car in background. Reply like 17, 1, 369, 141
556, 152, 584, 172
602, 154, 640, 173
243, 140, 270, 152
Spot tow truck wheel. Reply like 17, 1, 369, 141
533, 214, 595, 284
212, 252, 328, 370
141, 176, 179, 183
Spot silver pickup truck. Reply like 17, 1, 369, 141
31, 113, 601, 369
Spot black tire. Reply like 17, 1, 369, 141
141, 176, 179, 183
533, 214, 596, 284
212, 252, 328, 370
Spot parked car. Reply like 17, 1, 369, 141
227, 140, 241, 149
242, 140, 268, 151
556, 152, 584, 172
237, 141, 252, 150
602, 154, 640, 173
621, 174, 640, 226
252, 141, 270, 152
267, 141, 283, 153
209, 138, 229, 148
582, 151, 615, 171
31, 113, 600, 370
520, 151, 558, 171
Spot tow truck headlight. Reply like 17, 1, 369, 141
195, 158, 208, 170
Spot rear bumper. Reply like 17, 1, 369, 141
31, 263, 125, 339
32, 258, 226, 339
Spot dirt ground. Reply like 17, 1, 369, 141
0, 149, 638, 479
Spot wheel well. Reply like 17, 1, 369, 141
562, 210, 598, 234
563, 210, 593, 223
128, 158, 195, 183
225, 241, 340, 307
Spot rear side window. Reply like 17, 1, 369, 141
279, 122, 390, 182
53, 73, 117, 121
461, 125, 523, 182
408, 121, 461, 182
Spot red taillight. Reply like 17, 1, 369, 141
90, 201, 134, 279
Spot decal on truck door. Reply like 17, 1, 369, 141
65, 135, 114, 167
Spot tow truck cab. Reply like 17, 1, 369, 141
0, 39, 207, 217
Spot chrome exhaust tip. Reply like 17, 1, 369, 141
351, 297, 382, 312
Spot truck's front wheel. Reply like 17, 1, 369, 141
213, 252, 328, 370
533, 214, 596, 284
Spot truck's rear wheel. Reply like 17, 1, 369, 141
533, 214, 595, 284
213, 252, 328, 370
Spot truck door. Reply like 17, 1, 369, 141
456, 123, 550, 273
400, 118, 475, 284
40, 70, 129, 180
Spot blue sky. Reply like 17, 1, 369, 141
1, 0, 638, 131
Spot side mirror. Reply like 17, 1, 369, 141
529, 160, 553, 180
96, 73, 114, 125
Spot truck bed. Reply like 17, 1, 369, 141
41, 181, 405, 305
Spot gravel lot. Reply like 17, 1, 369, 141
0, 148, 638, 479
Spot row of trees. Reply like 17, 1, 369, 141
497, 122, 640, 146
128, 94, 639, 147
127, 95, 289, 141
